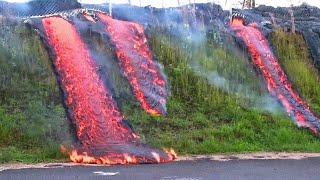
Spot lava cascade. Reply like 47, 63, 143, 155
97, 13, 168, 116
231, 18, 320, 133
41, 16, 175, 164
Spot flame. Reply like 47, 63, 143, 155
231, 18, 320, 134
97, 13, 168, 117
42, 16, 176, 165
64, 148, 176, 165
164, 148, 178, 160
151, 152, 161, 163
232, 17, 244, 26
83, 13, 96, 23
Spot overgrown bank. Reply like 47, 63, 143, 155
271, 30, 320, 116
123, 27, 320, 155
0, 20, 69, 163
1, 21, 320, 163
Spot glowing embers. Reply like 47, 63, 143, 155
68, 145, 176, 165
41, 16, 175, 164
230, 17, 320, 134
97, 13, 168, 117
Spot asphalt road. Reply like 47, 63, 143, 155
1, 158, 320, 180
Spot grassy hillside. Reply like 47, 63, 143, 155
0, 20, 69, 163
1, 21, 320, 163
271, 30, 320, 116
122, 27, 320, 155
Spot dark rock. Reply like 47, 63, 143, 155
1, 1, 320, 71
0, 0, 81, 17
244, 4, 320, 71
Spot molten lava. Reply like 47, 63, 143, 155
41, 16, 175, 164
97, 13, 168, 116
231, 17, 320, 133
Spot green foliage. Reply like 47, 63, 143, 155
121, 27, 320, 155
0, 20, 69, 163
271, 30, 320, 115
0, 145, 65, 164
1, 20, 320, 163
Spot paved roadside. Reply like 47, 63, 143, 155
1, 155, 320, 180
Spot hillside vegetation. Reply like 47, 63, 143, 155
123, 27, 320, 155
1, 21, 320, 163
0, 21, 69, 163
271, 30, 320, 116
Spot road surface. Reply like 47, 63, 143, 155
1, 158, 320, 180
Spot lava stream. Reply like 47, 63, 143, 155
97, 13, 168, 117
41, 16, 175, 164
231, 18, 320, 134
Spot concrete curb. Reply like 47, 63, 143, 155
1, 152, 320, 172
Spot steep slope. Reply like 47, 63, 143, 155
1, 2, 320, 164
30, 14, 175, 164
231, 17, 320, 133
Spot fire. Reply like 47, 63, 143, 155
97, 13, 168, 117
231, 17, 320, 134
41, 16, 176, 165
66, 148, 176, 165
83, 13, 96, 23
232, 18, 244, 26
164, 148, 178, 160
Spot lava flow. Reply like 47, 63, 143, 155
231, 17, 320, 134
97, 13, 168, 116
41, 16, 175, 164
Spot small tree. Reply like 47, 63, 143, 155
109, 0, 112, 17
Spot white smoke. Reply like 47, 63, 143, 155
189, 48, 282, 113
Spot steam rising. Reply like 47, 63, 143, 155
122, 6, 283, 114
28, 11, 175, 164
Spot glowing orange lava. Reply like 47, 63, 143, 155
231, 17, 320, 133
97, 13, 168, 116
41, 16, 176, 164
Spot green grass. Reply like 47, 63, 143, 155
120, 26, 320, 155
1, 21, 320, 163
271, 30, 320, 115
125, 100, 320, 155
0, 20, 69, 163
0, 146, 66, 164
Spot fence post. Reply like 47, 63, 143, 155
288, 8, 296, 33
109, 0, 112, 17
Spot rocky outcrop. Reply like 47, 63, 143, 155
0, 0, 81, 17
244, 4, 320, 71
1, 1, 320, 70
